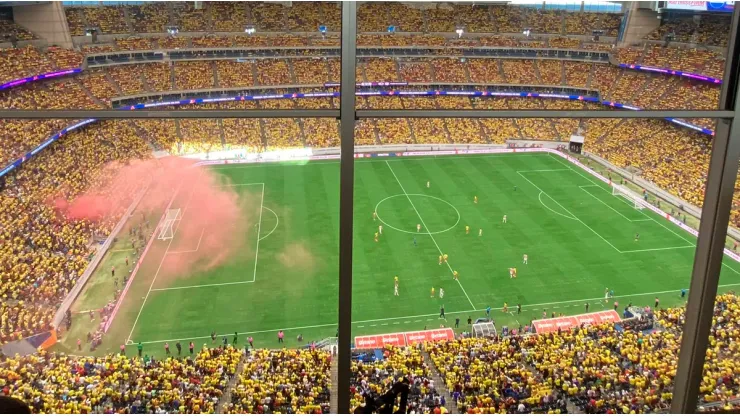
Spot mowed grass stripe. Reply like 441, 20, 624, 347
102, 153, 740, 349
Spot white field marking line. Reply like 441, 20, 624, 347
259, 207, 279, 241
150, 280, 256, 292
133, 283, 740, 345
385, 160, 476, 309
549, 154, 653, 221
110, 248, 136, 253
538, 191, 577, 220
619, 246, 695, 253
166, 228, 205, 255
516, 169, 571, 173
374, 194, 461, 235
209, 153, 558, 171
518, 171, 622, 253
250, 183, 265, 283
220, 182, 266, 187
126, 187, 196, 343
579, 186, 639, 222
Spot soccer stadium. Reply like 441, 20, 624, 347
0, 0, 739, 413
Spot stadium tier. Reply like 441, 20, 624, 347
0, 1, 738, 413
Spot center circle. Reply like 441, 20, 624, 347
374, 194, 460, 235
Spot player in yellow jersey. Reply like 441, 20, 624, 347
394, 276, 399, 284
374, 232, 379, 243
438, 255, 443, 265
430, 287, 435, 298
465, 225, 470, 234
443, 254, 448, 263
373, 211, 376, 221
474, 196, 478, 204
503, 302, 508, 313
453, 270, 459, 280
513, 267, 517, 278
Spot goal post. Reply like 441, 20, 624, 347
157, 208, 182, 240
612, 184, 645, 210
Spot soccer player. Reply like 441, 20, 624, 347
440, 288, 444, 299
502, 215, 507, 223
394, 275, 399, 284
634, 233, 639, 242
374, 232, 379, 243
417, 224, 421, 232
379, 225, 383, 235
413, 237, 417, 247
681, 288, 687, 298
453, 270, 459, 280
111, 266, 115, 277
427, 181, 430, 188
430, 287, 435, 298
443, 254, 448, 263
523, 254, 528, 264
394, 281, 399, 296
478, 228, 482, 237
585, 302, 589, 312
513, 267, 517, 278
189, 341, 194, 354
485, 306, 491, 317
655, 297, 660, 308
164, 342, 170, 355
517, 303, 521, 314
474, 196, 478, 204
176, 341, 182, 355
503, 302, 508, 313
605, 288, 610, 300
372, 212, 376, 221
465, 225, 470, 234
439, 304, 446, 319
438, 255, 443, 265
233, 332, 238, 345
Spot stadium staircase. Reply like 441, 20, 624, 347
212, 61, 220, 88
76, 80, 108, 109
123, 7, 134, 34
406, 119, 419, 144
105, 71, 123, 96
296, 118, 308, 147
215, 353, 246, 413
420, 348, 460, 414
585, 63, 595, 89
169, 64, 176, 90
532, 60, 544, 84
496, 59, 507, 82
547, 119, 562, 141
560, 61, 567, 85
330, 355, 338, 413
287, 59, 298, 84
139, 71, 153, 92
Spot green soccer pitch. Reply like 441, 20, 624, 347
103, 152, 740, 353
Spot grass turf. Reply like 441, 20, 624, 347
72, 153, 740, 355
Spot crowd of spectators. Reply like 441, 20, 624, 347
351, 346, 449, 413
0, 345, 242, 413
426, 293, 740, 414
174, 61, 214, 90
646, 15, 730, 47
502, 60, 539, 85
215, 61, 255, 88
226, 348, 331, 414
61, 2, 629, 37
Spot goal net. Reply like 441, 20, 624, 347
472, 320, 497, 338
157, 208, 181, 240
612, 184, 645, 210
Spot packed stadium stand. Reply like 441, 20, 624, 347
0, 1, 738, 413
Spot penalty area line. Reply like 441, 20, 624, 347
150, 280, 255, 292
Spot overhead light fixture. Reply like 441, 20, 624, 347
244, 25, 256, 35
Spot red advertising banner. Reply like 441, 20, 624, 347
404, 328, 455, 345
354, 328, 455, 349
533, 310, 620, 333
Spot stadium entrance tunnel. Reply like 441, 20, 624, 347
374, 194, 460, 235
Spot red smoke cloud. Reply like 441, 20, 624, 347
51, 156, 253, 280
